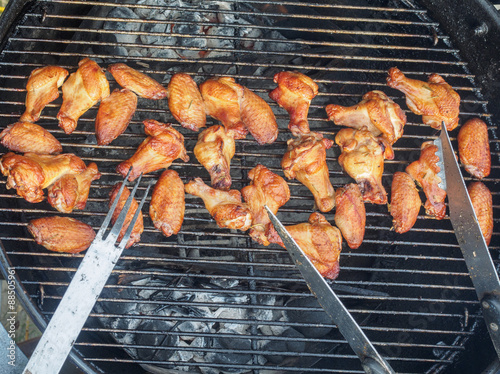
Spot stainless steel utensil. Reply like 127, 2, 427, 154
23, 169, 152, 374
265, 206, 395, 374
434, 124, 500, 359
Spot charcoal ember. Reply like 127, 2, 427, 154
139, 11, 169, 45
98, 7, 141, 57
260, 328, 306, 364
135, 321, 180, 361
203, 328, 253, 374
284, 297, 333, 338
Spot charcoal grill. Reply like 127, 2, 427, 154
0, 1, 499, 373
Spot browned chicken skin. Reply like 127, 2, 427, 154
241, 164, 291, 246
149, 169, 185, 237
387, 67, 460, 131
109, 182, 144, 248
0, 152, 86, 203
200, 77, 248, 139
95, 88, 137, 145
326, 90, 406, 145
193, 125, 235, 190
167, 73, 206, 132
389, 171, 421, 234
117, 119, 189, 181
458, 118, 491, 180
185, 177, 252, 231
57, 58, 110, 134
334, 183, 366, 249
47, 162, 101, 213
269, 71, 318, 136
406, 141, 446, 220
281, 132, 335, 212
234, 84, 278, 145
28, 216, 96, 253
0, 122, 62, 155
335, 128, 393, 205
20, 65, 69, 123
269, 212, 342, 279
468, 181, 493, 246
108, 63, 168, 100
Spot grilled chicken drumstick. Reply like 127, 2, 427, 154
20, 65, 69, 123
108, 63, 168, 100
194, 125, 235, 190
28, 216, 96, 253
95, 88, 137, 145
334, 183, 366, 249
150, 169, 185, 237
47, 162, 101, 213
326, 90, 406, 145
387, 67, 460, 131
0, 152, 86, 203
109, 182, 144, 248
117, 119, 189, 181
241, 164, 291, 246
57, 58, 110, 134
281, 132, 335, 213
200, 77, 248, 139
458, 118, 491, 180
167, 73, 206, 132
269, 71, 318, 136
185, 177, 252, 231
406, 141, 446, 220
0, 122, 62, 155
269, 212, 343, 280
335, 128, 393, 205
389, 171, 421, 234
468, 181, 493, 246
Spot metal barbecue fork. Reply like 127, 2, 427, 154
23, 169, 152, 374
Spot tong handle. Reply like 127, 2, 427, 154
481, 293, 500, 358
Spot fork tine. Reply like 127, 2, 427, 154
96, 167, 133, 239
106, 173, 144, 242
116, 179, 153, 250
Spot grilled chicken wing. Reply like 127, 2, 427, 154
0, 122, 62, 155
389, 171, 421, 234
167, 73, 206, 132
200, 77, 247, 139
95, 88, 137, 145
57, 58, 110, 134
47, 162, 101, 213
20, 65, 69, 123
334, 183, 365, 249
149, 169, 185, 237
241, 164, 291, 246
108, 63, 168, 100
468, 181, 493, 245
458, 118, 491, 179
387, 67, 460, 131
185, 177, 252, 231
269, 212, 342, 279
0, 152, 86, 203
281, 132, 335, 212
193, 125, 235, 191
335, 128, 393, 205
235, 84, 278, 145
326, 90, 406, 145
117, 119, 189, 181
28, 216, 96, 253
269, 71, 318, 136
406, 141, 446, 219
109, 182, 144, 248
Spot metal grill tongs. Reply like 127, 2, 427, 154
265, 207, 396, 374
22, 169, 152, 374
